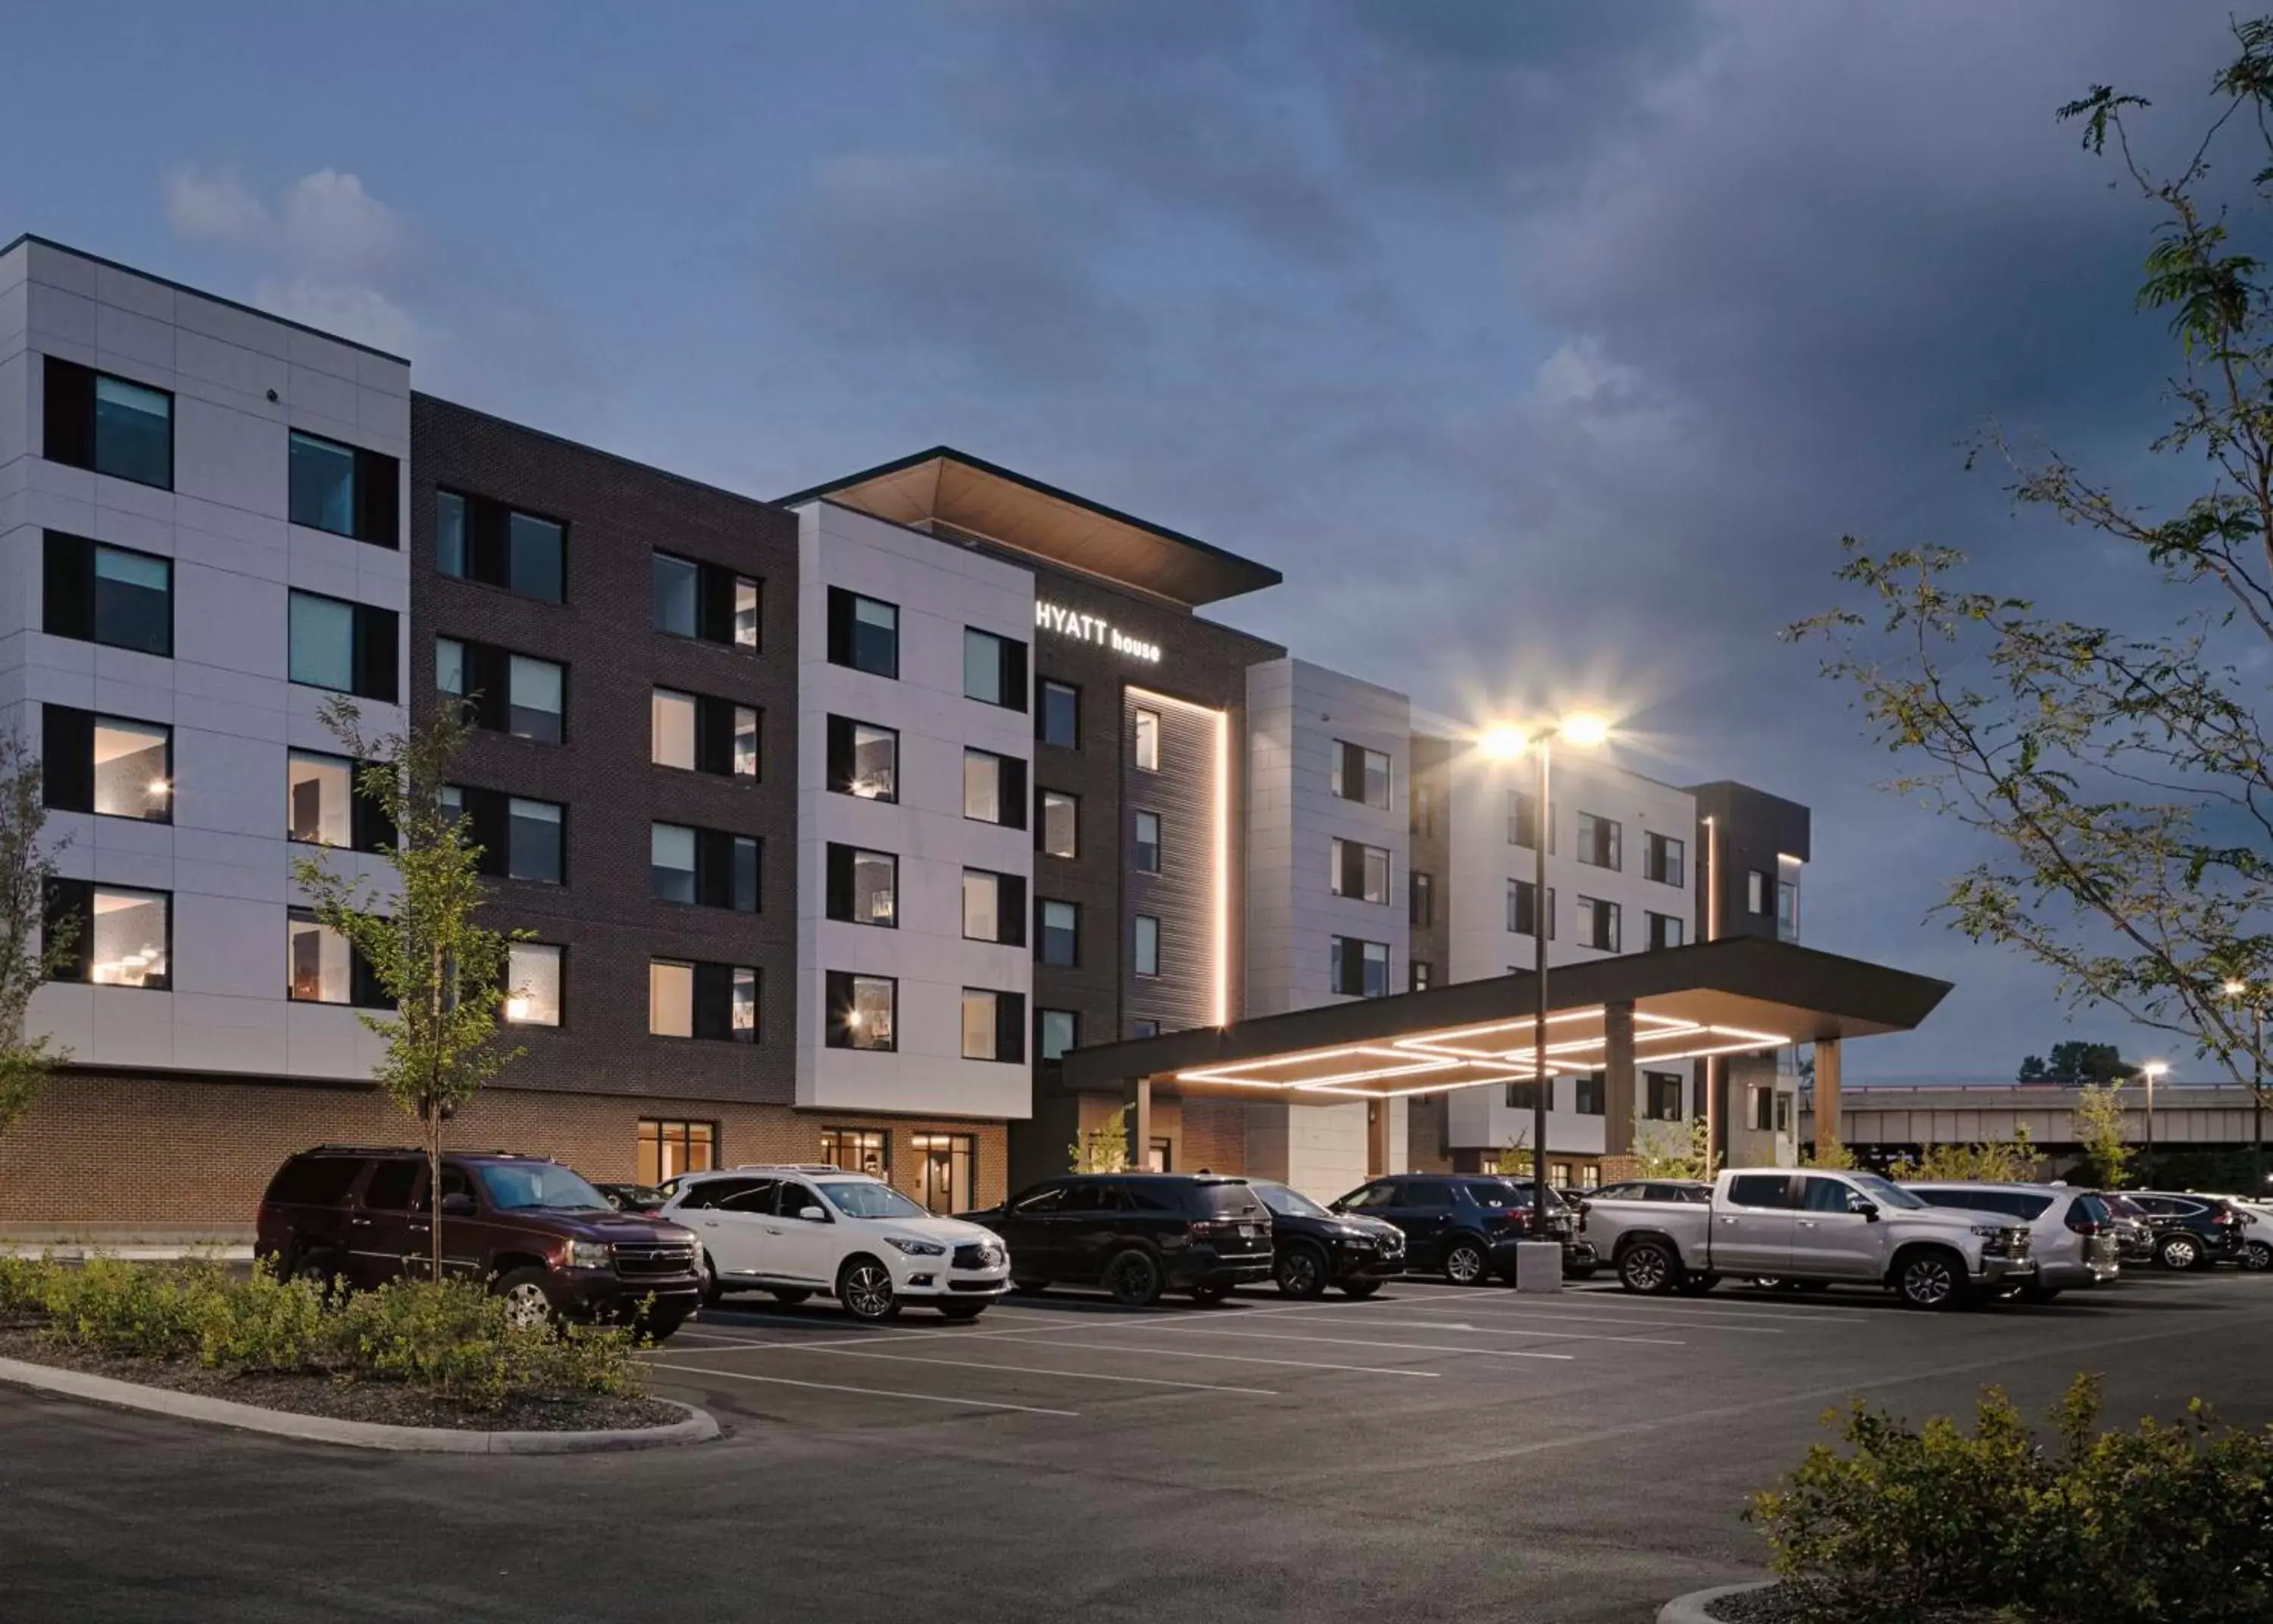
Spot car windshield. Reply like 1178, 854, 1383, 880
818, 1181, 927, 1220
1256, 1182, 1330, 1220
476, 1162, 612, 1212
1846, 1173, 1926, 1210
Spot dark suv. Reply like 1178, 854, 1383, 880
1330, 1174, 1576, 1285
961, 1174, 1274, 1307
1247, 1179, 1407, 1298
255, 1146, 702, 1340
2124, 1191, 2250, 1270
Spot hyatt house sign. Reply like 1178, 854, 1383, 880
1034, 599, 1162, 664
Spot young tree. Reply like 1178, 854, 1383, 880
1889, 1124, 2040, 1184
1794, 17, 2273, 1109
0, 733, 76, 1141
291, 698, 524, 1282
1070, 1104, 1132, 1173
2072, 1082, 2134, 1186
1635, 1116, 1720, 1181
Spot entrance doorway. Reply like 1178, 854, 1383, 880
914, 1132, 974, 1215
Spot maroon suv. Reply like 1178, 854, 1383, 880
255, 1146, 702, 1341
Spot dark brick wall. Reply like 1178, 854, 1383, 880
410, 395, 802, 1107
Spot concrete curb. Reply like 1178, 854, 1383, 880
0, 1355, 720, 1454
1658, 1580, 1774, 1623
1, 1245, 255, 1261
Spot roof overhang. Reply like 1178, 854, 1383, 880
777, 447, 1283, 608
1061, 937, 1951, 1100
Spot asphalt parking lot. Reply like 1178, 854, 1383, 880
8, 1270, 2273, 1624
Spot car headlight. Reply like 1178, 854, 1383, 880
883, 1236, 946, 1257
567, 1240, 613, 1269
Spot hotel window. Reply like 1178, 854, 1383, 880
1646, 831, 1686, 888
652, 688, 758, 779
1577, 896, 1621, 952
1507, 791, 1554, 852
820, 1128, 889, 1178
43, 358, 171, 489
825, 971, 896, 1051
1133, 707, 1161, 772
1504, 1080, 1545, 1110
1330, 741, 1391, 809
45, 881, 169, 988
1410, 960, 1434, 992
647, 960, 758, 1042
505, 943, 562, 1026
961, 987, 1027, 1063
1646, 1071, 1684, 1122
1039, 679, 1080, 748
639, 1120, 718, 1186
1148, 1138, 1172, 1173
961, 868, 1026, 945
441, 786, 564, 885
652, 551, 759, 648
1129, 1017, 1160, 1039
825, 716, 897, 802
286, 908, 388, 1007
1775, 1091, 1794, 1133
1746, 869, 1768, 915
652, 823, 758, 912
1410, 871, 1434, 928
1133, 914, 1160, 977
963, 748, 1027, 827
289, 590, 398, 702
1038, 1008, 1078, 1060
43, 533, 172, 657
825, 843, 898, 928
438, 491, 565, 604
1507, 879, 1555, 939
1549, 1162, 1574, 1189
915, 1132, 974, 1215
1330, 838, 1390, 904
1647, 911, 1685, 951
1749, 1084, 1776, 1133
42, 707, 170, 823
1330, 935, 1389, 998
1039, 790, 1078, 858
826, 587, 898, 678
1574, 1071, 1605, 1116
436, 639, 564, 744
287, 749, 394, 851
1038, 900, 1079, 967
964, 627, 1029, 710
1133, 811, 1162, 874
288, 429, 399, 546
1576, 812, 1621, 871
1777, 879, 1800, 942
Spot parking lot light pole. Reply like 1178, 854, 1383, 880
2227, 980, 2266, 1191
2140, 1060, 2169, 1182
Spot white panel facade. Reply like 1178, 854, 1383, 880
792, 500, 1035, 1120
0, 239, 407, 1080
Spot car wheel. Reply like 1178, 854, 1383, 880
937, 1301, 987, 1321
2244, 1241, 2273, 1273
1895, 1249, 1966, 1311
1274, 1242, 1329, 1300
492, 1266, 559, 1332
1618, 1241, 1678, 1296
696, 1250, 723, 1308
1105, 1248, 1165, 1308
2158, 1233, 2205, 1272
1443, 1239, 1489, 1286
1674, 1271, 1719, 1297
767, 1288, 814, 1305
1339, 1278, 1383, 1299
836, 1256, 901, 1323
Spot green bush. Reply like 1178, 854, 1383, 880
1750, 1376, 2273, 1624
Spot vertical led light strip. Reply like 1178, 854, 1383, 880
1128, 686, 1231, 1030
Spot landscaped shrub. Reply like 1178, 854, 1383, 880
1749, 1376, 2273, 1624
326, 1276, 643, 1410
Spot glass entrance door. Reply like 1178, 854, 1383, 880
913, 1133, 974, 1215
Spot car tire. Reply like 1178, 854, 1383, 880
1105, 1248, 1165, 1308
1673, 1272, 1719, 1297
1274, 1242, 1330, 1300
937, 1301, 987, 1321
2157, 1232, 2206, 1272
767, 1288, 814, 1305
492, 1266, 560, 1332
1443, 1238, 1490, 1287
1893, 1248, 1968, 1311
1618, 1240, 1679, 1296
696, 1250, 724, 1308
836, 1255, 901, 1323
2246, 1241, 2273, 1273
1339, 1278, 1383, 1299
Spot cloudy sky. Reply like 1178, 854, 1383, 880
2, 2, 2250, 1078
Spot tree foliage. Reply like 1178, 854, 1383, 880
1634, 1116, 1720, 1180
1889, 1123, 2040, 1184
0, 732, 75, 1141
1793, 17, 2273, 1105
1069, 1104, 1132, 1173
290, 698, 524, 1280
2017, 1040, 2132, 1085
2071, 1081, 2134, 1187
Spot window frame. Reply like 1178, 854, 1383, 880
43, 358, 174, 490
287, 588, 398, 703
1507, 878, 1555, 939
638, 1119, 718, 1186
652, 550, 761, 649
825, 970, 898, 1052
826, 586, 899, 679
44, 879, 172, 990
1646, 910, 1685, 951
961, 747, 1027, 829
288, 427, 399, 548
1575, 812, 1621, 872
960, 986, 1027, 1063
436, 489, 566, 604
1646, 831, 1687, 888
825, 715, 899, 803
1330, 836, 1391, 904
1037, 1007, 1079, 1061
1038, 789, 1079, 858
1133, 707, 1161, 772
43, 532, 174, 659
961, 867, 1027, 946
1133, 810, 1162, 874
1133, 914, 1161, 977
1330, 935, 1390, 998
286, 905, 390, 1009
1037, 898, 1080, 968
504, 942, 564, 1027
962, 626, 1029, 712
825, 842, 899, 929
1038, 679, 1080, 748
42, 705, 173, 824
649, 957, 759, 1043
1577, 895, 1621, 952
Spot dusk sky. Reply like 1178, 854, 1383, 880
2, 2, 2246, 1079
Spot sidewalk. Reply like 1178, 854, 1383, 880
1, 1243, 255, 1261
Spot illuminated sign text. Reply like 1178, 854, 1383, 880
1034, 599, 1161, 664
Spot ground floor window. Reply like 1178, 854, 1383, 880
1575, 1165, 1599, 1190
912, 1132, 974, 1214
821, 1127, 890, 1178
1549, 1160, 1574, 1188
639, 1119, 718, 1187
1147, 1137, 1172, 1173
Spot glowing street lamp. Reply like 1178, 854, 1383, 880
2224, 980, 2266, 1188
2141, 1060, 2170, 1179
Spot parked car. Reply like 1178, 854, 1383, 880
255, 1145, 702, 1339
961, 1173, 1273, 1307
2093, 1192, 2157, 1264
1581, 1179, 1711, 1206
1903, 1182, 2119, 1301
656, 1165, 1009, 1323
593, 1181, 664, 1214
1584, 1168, 2036, 1310
1486, 1178, 1601, 1276
2123, 1191, 2252, 1270
1328, 1174, 1574, 1286
2226, 1198, 2273, 1270
1246, 1179, 1405, 1298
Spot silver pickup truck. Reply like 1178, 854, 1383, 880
1582, 1168, 2036, 1310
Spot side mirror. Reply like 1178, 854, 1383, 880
799, 1205, 827, 1223
440, 1191, 477, 1217
1853, 1201, 1880, 1222
1328, 1201, 1348, 1214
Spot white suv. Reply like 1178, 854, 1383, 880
659, 1166, 1010, 1323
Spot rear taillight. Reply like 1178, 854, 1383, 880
2065, 1207, 2100, 1236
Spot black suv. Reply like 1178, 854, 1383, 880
255, 1147, 702, 1340
2124, 1191, 2250, 1270
1330, 1174, 1576, 1285
961, 1174, 1274, 1307
1247, 1180, 1407, 1298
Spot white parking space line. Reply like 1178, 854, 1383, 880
1321, 1301, 1768, 1337
1121, 1325, 1576, 1361
1376, 1284, 1866, 1324
974, 1333, 1444, 1377
643, 1360, 1080, 1417
778, 1345, 1279, 1396
664, 1316, 1439, 1377
1262, 1315, 1685, 1348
